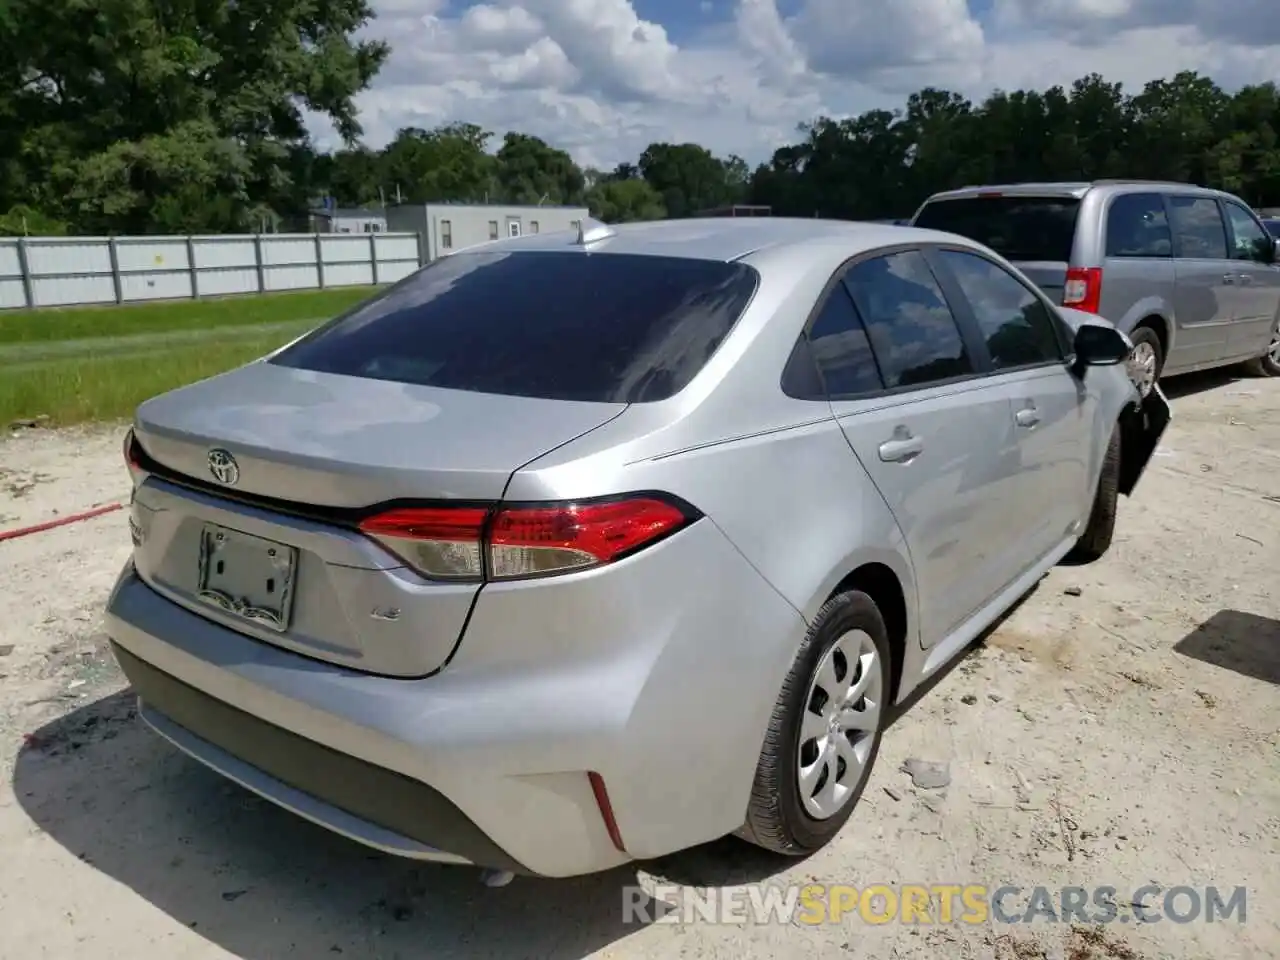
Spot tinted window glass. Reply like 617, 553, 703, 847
1105, 193, 1172, 258
1222, 202, 1272, 262
937, 250, 1063, 369
843, 252, 974, 389
1265, 220, 1280, 238
271, 251, 759, 404
912, 196, 1080, 262
1166, 196, 1228, 259
805, 285, 883, 396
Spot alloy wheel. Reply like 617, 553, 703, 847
1128, 341, 1158, 396
796, 629, 884, 820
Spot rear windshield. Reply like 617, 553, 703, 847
271, 250, 759, 403
912, 196, 1080, 262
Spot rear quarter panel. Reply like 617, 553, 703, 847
505, 239, 921, 632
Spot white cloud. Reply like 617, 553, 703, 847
322, 0, 1280, 170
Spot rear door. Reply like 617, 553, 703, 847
1219, 198, 1280, 359
910, 193, 1081, 303
1099, 191, 1177, 329
925, 246, 1090, 561
820, 248, 1025, 647
1164, 193, 1235, 372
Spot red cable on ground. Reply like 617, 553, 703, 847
0, 502, 124, 543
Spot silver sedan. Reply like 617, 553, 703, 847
106, 217, 1169, 880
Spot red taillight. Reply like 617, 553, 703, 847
359, 506, 489, 581
124, 429, 147, 485
1063, 267, 1102, 314
358, 495, 696, 582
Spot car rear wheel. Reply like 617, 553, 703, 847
1127, 327, 1163, 397
1064, 426, 1120, 565
739, 590, 890, 855
1243, 323, 1280, 377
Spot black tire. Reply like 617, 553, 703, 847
1242, 322, 1280, 377
1064, 426, 1120, 564
1128, 325, 1163, 397
739, 590, 891, 855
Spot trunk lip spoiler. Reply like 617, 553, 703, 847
129, 440, 493, 528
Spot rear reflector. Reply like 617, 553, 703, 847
358, 494, 698, 582
1063, 267, 1102, 314
588, 771, 626, 852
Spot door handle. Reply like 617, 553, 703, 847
1015, 406, 1041, 427
878, 434, 923, 463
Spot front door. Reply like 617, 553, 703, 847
925, 247, 1090, 565
1219, 198, 1280, 360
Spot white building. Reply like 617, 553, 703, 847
386, 203, 590, 261
309, 207, 388, 234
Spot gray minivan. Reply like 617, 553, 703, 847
911, 181, 1280, 392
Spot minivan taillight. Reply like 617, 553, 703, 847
1063, 267, 1102, 314
358, 495, 698, 582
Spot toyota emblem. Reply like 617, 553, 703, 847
207, 448, 240, 485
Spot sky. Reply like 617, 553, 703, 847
324, 0, 1280, 169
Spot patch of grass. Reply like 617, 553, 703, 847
0, 287, 381, 345
0, 321, 315, 426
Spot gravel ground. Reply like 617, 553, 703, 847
0, 371, 1277, 960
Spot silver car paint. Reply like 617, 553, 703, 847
107, 218, 1149, 878
912, 181, 1280, 379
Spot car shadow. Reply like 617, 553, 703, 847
1175, 609, 1280, 686
1159, 367, 1250, 400
12, 691, 797, 959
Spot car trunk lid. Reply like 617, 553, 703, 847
128, 360, 624, 676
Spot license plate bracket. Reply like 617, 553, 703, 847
196, 523, 298, 632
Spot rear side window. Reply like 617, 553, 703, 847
1266, 220, 1280, 238
1105, 193, 1172, 258
912, 196, 1080, 262
843, 251, 974, 389
1166, 196, 1228, 259
271, 251, 759, 403
803, 285, 884, 397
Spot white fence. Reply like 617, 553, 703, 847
0, 232, 425, 310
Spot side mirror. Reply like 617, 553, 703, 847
1071, 323, 1129, 377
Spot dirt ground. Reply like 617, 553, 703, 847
0, 371, 1277, 960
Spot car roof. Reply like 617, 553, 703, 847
444, 217, 966, 263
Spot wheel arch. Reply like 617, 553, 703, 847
827, 561, 910, 703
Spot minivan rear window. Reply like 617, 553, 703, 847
912, 196, 1080, 262
271, 251, 759, 404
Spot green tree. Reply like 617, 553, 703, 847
586, 177, 666, 222
3, 0, 387, 232
381, 123, 497, 204
637, 143, 747, 216
495, 132, 585, 205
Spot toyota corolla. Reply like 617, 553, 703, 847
106, 217, 1169, 879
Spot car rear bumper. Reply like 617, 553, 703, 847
104, 517, 808, 878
